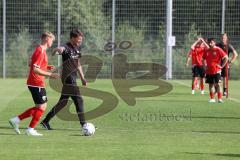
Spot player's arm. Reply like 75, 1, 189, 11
216, 48, 229, 69
220, 55, 229, 69
191, 38, 201, 50
199, 38, 210, 49
185, 53, 191, 67
52, 46, 65, 56
229, 45, 238, 63
77, 59, 87, 86
32, 48, 59, 78
33, 66, 59, 78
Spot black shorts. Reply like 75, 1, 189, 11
221, 66, 230, 78
205, 73, 221, 84
192, 65, 205, 78
28, 86, 48, 105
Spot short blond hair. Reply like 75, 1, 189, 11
41, 31, 55, 41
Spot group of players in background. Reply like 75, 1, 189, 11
186, 33, 238, 103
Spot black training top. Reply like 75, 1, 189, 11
61, 42, 81, 84
217, 42, 234, 56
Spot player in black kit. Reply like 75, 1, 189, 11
41, 29, 87, 130
217, 33, 238, 96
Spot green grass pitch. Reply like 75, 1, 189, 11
0, 79, 240, 160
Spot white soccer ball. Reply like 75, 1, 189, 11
82, 123, 95, 136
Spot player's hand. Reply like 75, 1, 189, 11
216, 64, 222, 69
50, 73, 60, 79
185, 63, 189, 67
47, 65, 55, 71
52, 47, 65, 56
81, 79, 87, 86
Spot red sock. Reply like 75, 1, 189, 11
194, 78, 198, 87
18, 107, 36, 120
210, 92, 214, 99
29, 108, 44, 128
218, 92, 222, 99
192, 83, 195, 90
200, 79, 204, 90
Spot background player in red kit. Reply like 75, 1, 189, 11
186, 38, 209, 95
9, 32, 59, 136
203, 38, 228, 103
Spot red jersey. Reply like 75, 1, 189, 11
203, 47, 227, 75
27, 46, 48, 87
188, 46, 205, 66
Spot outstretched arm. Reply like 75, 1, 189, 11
52, 46, 65, 56
33, 66, 59, 79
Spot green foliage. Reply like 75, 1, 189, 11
115, 23, 145, 60
173, 24, 200, 79
183, 24, 200, 53
115, 23, 166, 63
6, 28, 32, 77
61, 0, 111, 53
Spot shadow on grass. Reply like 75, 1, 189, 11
0, 126, 80, 132
0, 132, 17, 136
142, 99, 206, 103
69, 134, 85, 137
192, 130, 240, 135
184, 152, 240, 158
191, 116, 240, 120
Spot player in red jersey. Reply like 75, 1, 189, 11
9, 32, 59, 136
202, 38, 228, 103
186, 38, 209, 95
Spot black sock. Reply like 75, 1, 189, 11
72, 96, 86, 127
223, 88, 226, 92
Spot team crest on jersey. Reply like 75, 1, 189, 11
42, 96, 47, 101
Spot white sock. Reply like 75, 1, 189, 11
11, 116, 20, 124
27, 127, 34, 131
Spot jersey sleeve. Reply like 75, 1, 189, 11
31, 47, 44, 68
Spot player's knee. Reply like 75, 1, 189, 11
37, 103, 47, 111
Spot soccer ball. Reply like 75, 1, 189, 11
82, 123, 95, 136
